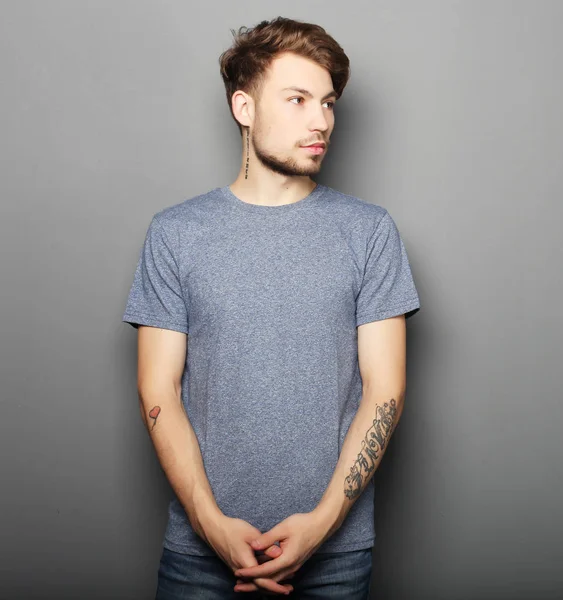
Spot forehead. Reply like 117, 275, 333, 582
263, 52, 333, 90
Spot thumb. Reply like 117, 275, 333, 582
251, 524, 285, 551
237, 536, 260, 568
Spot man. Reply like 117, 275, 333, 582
123, 16, 421, 600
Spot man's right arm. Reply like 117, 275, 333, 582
134, 324, 294, 594
136, 325, 221, 543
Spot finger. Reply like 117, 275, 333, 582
257, 584, 295, 597
234, 543, 260, 574
234, 580, 293, 594
235, 556, 289, 579
250, 524, 286, 552
235, 567, 296, 594
236, 572, 294, 586
233, 572, 293, 594
263, 544, 282, 558
252, 545, 281, 565
234, 578, 293, 594
234, 581, 258, 592
256, 577, 293, 595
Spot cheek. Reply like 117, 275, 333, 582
273, 121, 296, 150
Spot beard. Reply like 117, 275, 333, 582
250, 121, 324, 177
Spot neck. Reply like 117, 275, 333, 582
229, 129, 317, 207
229, 173, 317, 208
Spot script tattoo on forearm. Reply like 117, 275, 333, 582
148, 406, 161, 430
344, 398, 398, 500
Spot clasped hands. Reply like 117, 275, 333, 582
208, 510, 328, 596
234, 511, 327, 595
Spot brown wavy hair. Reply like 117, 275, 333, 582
219, 16, 351, 134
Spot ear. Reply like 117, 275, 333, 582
232, 90, 254, 129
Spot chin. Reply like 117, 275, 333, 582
297, 152, 323, 164
302, 159, 323, 172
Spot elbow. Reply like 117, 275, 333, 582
137, 380, 182, 408
362, 382, 406, 404
137, 392, 149, 426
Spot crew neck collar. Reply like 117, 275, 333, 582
219, 183, 326, 212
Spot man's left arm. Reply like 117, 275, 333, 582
312, 313, 408, 542
234, 315, 409, 585
234, 210, 420, 586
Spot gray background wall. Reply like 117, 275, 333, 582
1, 1, 561, 599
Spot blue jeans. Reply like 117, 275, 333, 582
155, 546, 373, 599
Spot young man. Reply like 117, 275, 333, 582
123, 16, 421, 600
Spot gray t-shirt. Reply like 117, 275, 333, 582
122, 183, 421, 556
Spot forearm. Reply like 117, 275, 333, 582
313, 387, 405, 541
138, 387, 222, 541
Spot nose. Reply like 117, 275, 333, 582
308, 104, 330, 133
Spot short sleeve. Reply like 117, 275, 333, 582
355, 210, 421, 326
122, 215, 189, 334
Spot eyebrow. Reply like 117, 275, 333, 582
281, 86, 337, 101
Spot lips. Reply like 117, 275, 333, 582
301, 143, 326, 155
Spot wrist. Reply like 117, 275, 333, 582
189, 487, 223, 538
312, 499, 345, 541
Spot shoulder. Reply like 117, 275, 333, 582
154, 187, 222, 224
150, 187, 224, 236
319, 184, 390, 231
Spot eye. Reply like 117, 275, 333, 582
323, 100, 335, 109
289, 97, 304, 104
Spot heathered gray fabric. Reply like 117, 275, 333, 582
122, 183, 421, 556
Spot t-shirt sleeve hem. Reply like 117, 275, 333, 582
356, 298, 421, 326
122, 312, 189, 334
